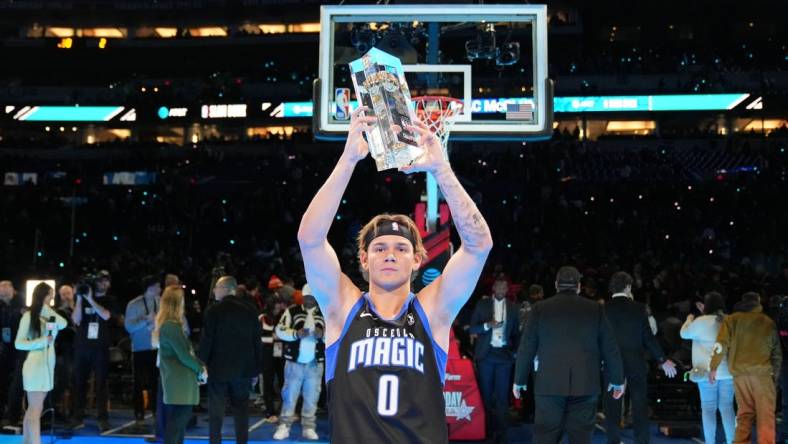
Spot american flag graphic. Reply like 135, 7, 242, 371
505, 102, 534, 120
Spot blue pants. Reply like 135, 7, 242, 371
477, 357, 513, 437
697, 379, 735, 444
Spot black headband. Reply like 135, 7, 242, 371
362, 220, 417, 251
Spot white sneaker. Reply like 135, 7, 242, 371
273, 424, 290, 440
302, 428, 319, 440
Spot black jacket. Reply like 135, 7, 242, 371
515, 290, 624, 396
468, 297, 520, 361
0, 298, 23, 358
604, 296, 666, 375
275, 304, 325, 363
198, 295, 263, 382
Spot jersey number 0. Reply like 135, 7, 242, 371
377, 374, 399, 416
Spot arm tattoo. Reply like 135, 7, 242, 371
433, 166, 491, 252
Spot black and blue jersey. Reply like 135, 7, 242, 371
325, 293, 449, 443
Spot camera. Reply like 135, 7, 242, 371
75, 273, 99, 297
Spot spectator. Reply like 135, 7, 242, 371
519, 284, 544, 331
152, 285, 207, 444
273, 284, 325, 441
198, 276, 262, 444
603, 271, 676, 444
258, 294, 286, 422
680, 292, 734, 444
710, 292, 782, 444
469, 279, 520, 444
0, 280, 24, 427
125, 275, 163, 424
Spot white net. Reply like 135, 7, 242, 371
412, 96, 464, 153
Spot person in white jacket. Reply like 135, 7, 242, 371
15, 283, 67, 444
680, 292, 735, 444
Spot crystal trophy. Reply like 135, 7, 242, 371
349, 48, 422, 171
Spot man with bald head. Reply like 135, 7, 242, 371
199, 276, 262, 444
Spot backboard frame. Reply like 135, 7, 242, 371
314, 4, 553, 142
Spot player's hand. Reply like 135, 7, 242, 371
486, 321, 503, 329
512, 384, 527, 399
661, 359, 678, 378
608, 383, 626, 400
709, 370, 717, 384
398, 120, 448, 175
344, 106, 376, 163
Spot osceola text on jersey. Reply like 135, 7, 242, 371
347, 327, 425, 373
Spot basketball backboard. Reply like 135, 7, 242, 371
314, 4, 552, 141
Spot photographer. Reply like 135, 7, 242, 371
70, 270, 121, 432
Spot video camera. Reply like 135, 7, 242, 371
75, 270, 110, 297
75, 273, 100, 297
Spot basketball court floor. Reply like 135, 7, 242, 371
0, 409, 702, 444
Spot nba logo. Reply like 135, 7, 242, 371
335, 88, 351, 120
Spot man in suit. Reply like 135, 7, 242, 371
469, 278, 521, 443
199, 276, 263, 444
603, 272, 677, 444
513, 266, 625, 444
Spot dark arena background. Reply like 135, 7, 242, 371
0, 0, 786, 443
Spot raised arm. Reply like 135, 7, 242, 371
85, 295, 111, 321
404, 121, 493, 342
41, 305, 68, 330
679, 314, 700, 340
72, 293, 83, 326
15, 313, 48, 351
274, 308, 298, 342
297, 107, 374, 324
124, 300, 148, 334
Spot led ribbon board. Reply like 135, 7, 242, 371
12, 106, 130, 121
277, 93, 751, 118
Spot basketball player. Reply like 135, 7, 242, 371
298, 106, 493, 443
